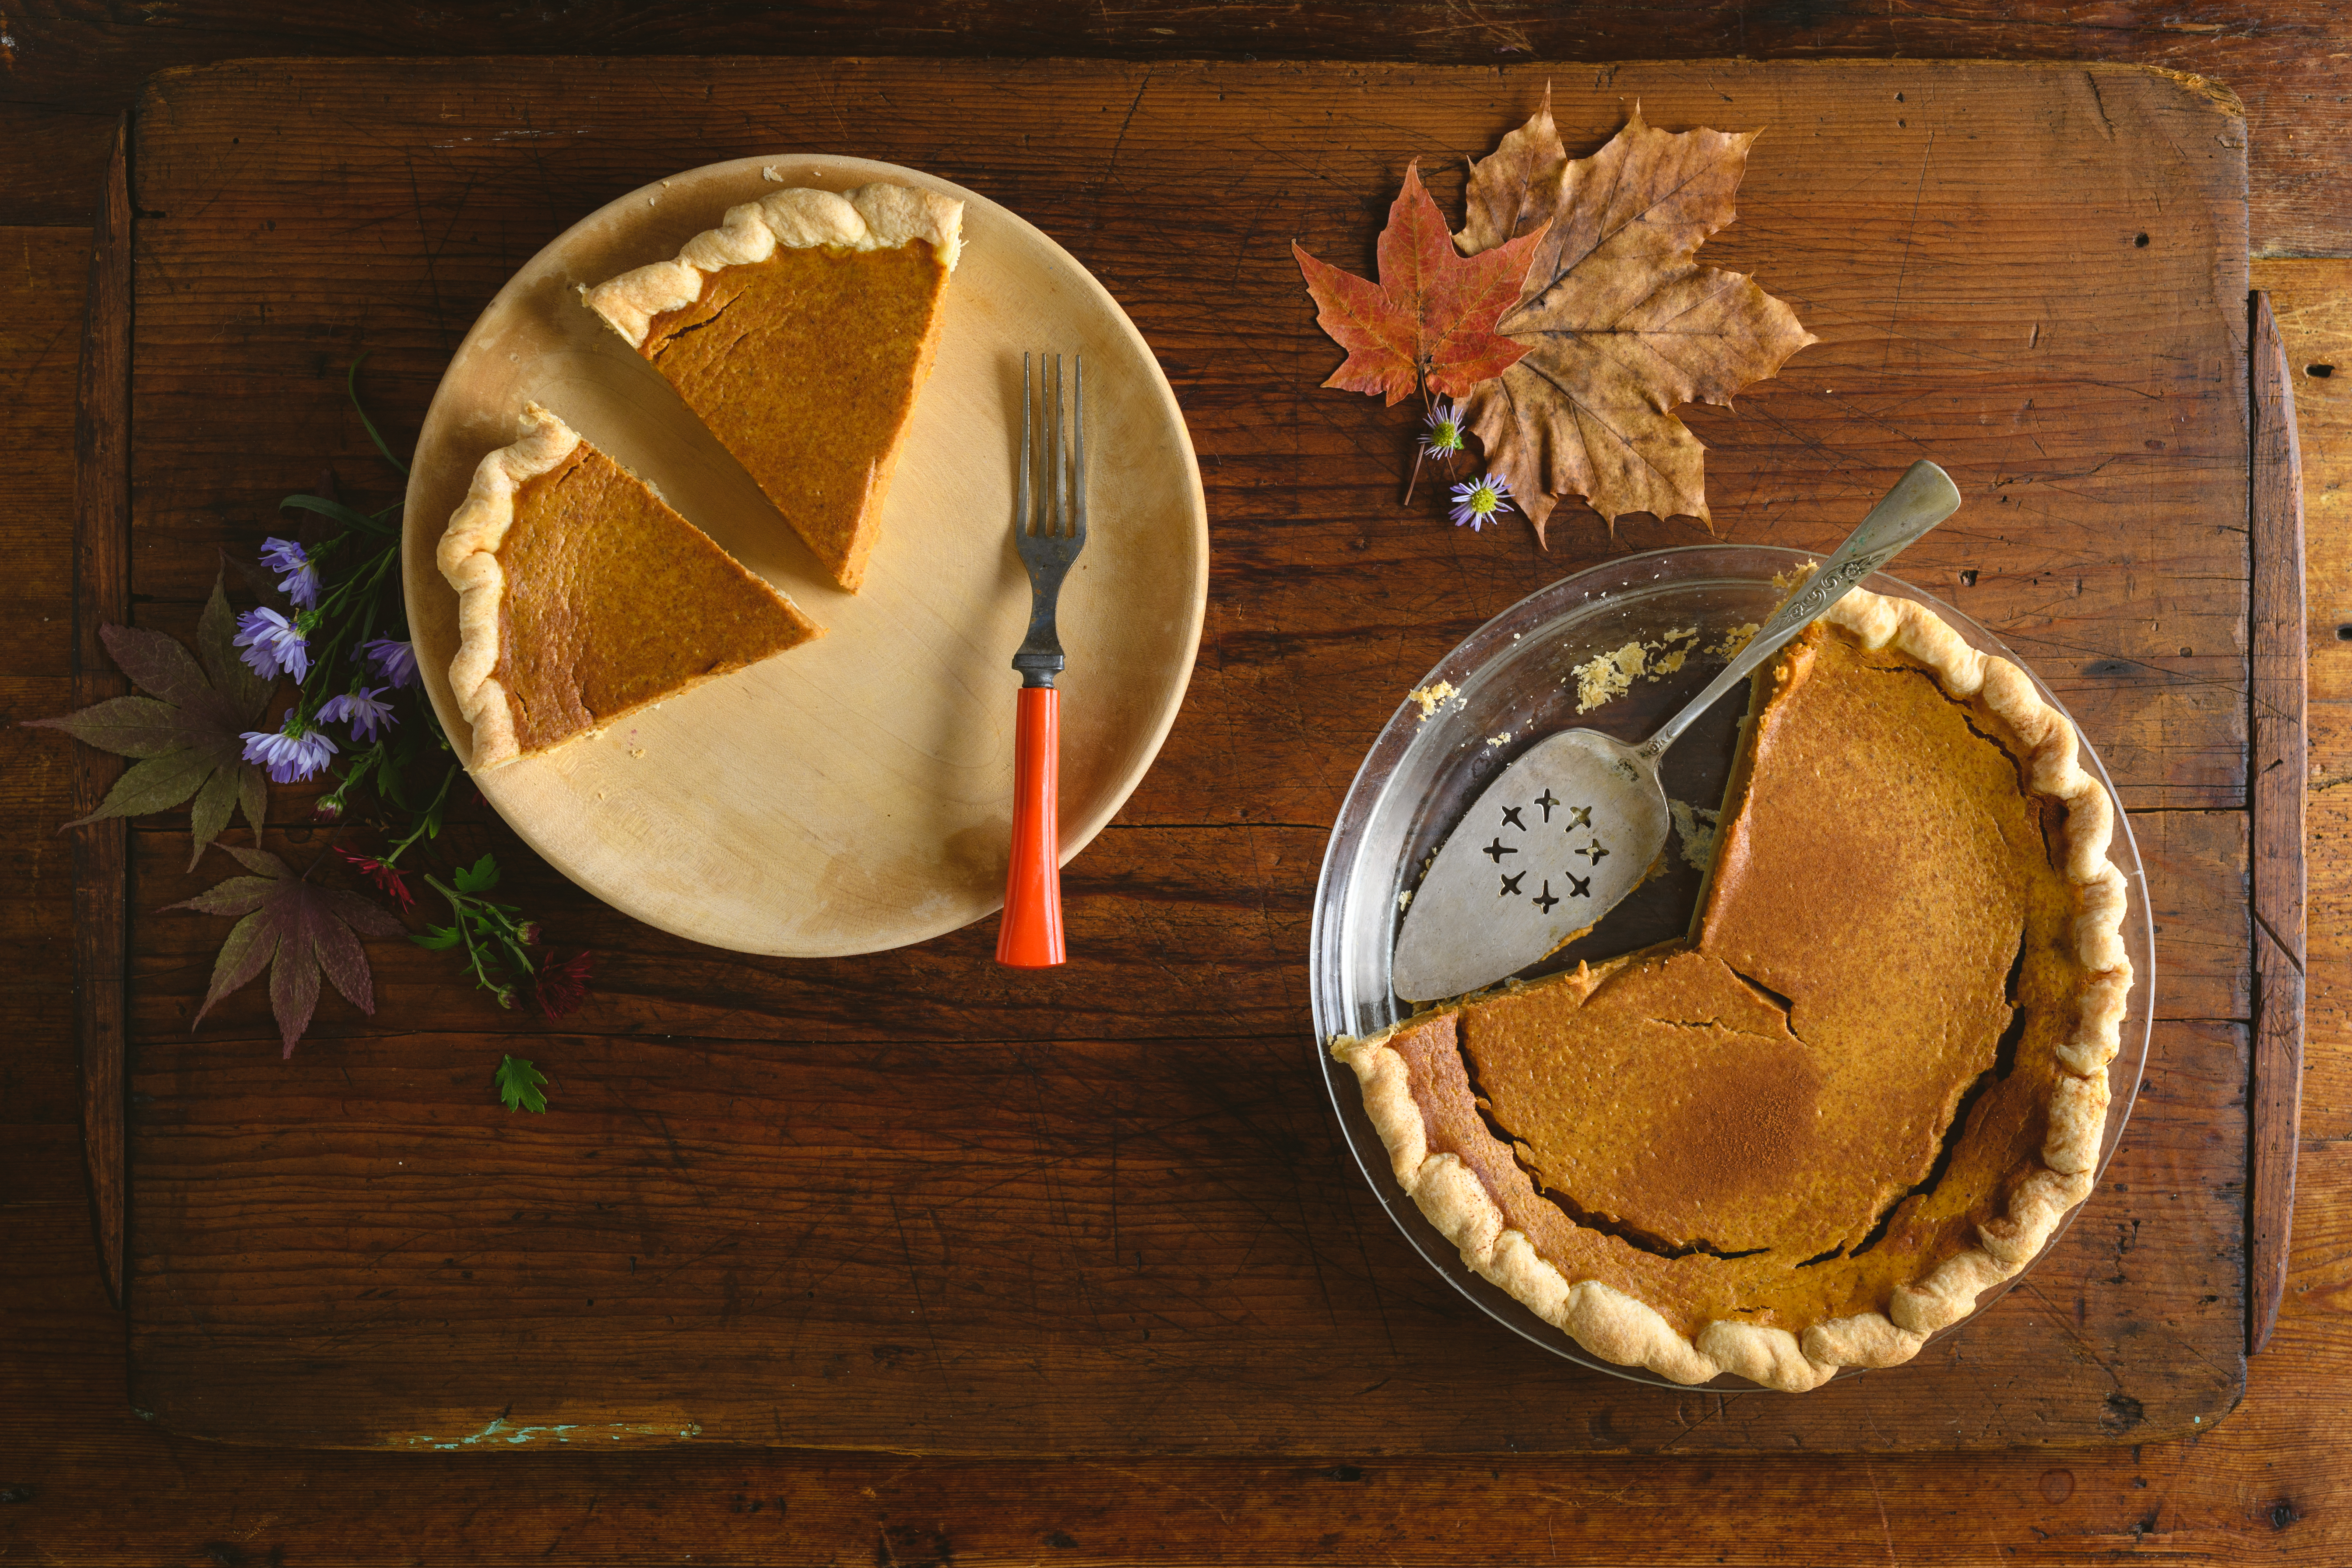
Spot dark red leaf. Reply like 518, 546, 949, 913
169, 844, 405, 1056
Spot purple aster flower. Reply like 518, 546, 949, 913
1423, 397, 1469, 458
260, 536, 321, 610
319, 685, 397, 743
241, 720, 338, 784
360, 636, 419, 689
233, 607, 310, 682
1448, 471, 1515, 532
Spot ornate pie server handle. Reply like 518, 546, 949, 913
1636, 459, 1964, 766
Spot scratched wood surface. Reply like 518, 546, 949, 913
0, 0, 2349, 264
96, 56, 2253, 1455
0, 35, 2348, 1568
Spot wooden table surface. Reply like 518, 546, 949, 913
1, 5, 2346, 1563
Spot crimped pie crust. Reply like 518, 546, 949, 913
437, 404, 581, 770
1332, 587, 2131, 1392
436, 402, 821, 770
579, 180, 963, 595
580, 181, 963, 350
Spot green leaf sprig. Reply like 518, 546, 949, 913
496, 1055, 550, 1114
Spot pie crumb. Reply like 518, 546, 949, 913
1406, 679, 1460, 720
1709, 622, 1762, 658
1668, 798, 1721, 872
1571, 642, 1649, 712
629, 747, 647, 759
1569, 626, 1707, 712
1397, 888, 1414, 912
1486, 731, 1514, 746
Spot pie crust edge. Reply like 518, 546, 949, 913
1331, 586, 2132, 1393
435, 401, 583, 772
580, 180, 966, 350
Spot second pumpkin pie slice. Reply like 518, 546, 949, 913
582, 181, 964, 594
437, 403, 824, 770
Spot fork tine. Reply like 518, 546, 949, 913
1017, 352, 1032, 538
1072, 354, 1086, 539
1050, 353, 1067, 538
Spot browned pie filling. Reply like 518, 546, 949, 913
638, 240, 949, 594
489, 442, 822, 759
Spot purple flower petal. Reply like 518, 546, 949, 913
1422, 397, 1468, 458
240, 723, 338, 784
319, 685, 397, 743
1446, 472, 1515, 532
233, 607, 309, 682
261, 537, 321, 611
360, 636, 419, 690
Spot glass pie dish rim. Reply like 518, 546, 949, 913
1306, 542, 2155, 1393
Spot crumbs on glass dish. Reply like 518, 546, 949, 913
1405, 679, 1462, 721
1707, 622, 1760, 659
1568, 626, 1698, 713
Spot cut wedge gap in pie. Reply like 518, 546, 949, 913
582, 180, 964, 594
437, 402, 825, 770
1334, 587, 2131, 1392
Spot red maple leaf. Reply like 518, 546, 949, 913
1293, 161, 1551, 408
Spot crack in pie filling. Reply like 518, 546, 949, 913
1333, 588, 2130, 1391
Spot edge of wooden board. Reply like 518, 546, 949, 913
70, 113, 132, 1312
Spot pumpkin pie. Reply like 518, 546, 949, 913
1334, 588, 2131, 1391
582, 181, 963, 594
437, 403, 824, 770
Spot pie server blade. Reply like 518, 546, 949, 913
1389, 459, 1964, 1003
1389, 730, 1672, 1002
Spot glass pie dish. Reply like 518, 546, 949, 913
1308, 545, 2154, 1390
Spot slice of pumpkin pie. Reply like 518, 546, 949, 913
437, 403, 823, 770
581, 181, 963, 594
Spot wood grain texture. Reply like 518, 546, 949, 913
2249, 292, 2308, 1355
104, 56, 2253, 1455
0, 0, 2347, 258
2, 252, 2350, 1568
125, 56, 2254, 814
68, 118, 129, 1310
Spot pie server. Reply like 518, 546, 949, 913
1389, 460, 1965, 1003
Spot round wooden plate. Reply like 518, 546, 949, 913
401, 155, 1207, 956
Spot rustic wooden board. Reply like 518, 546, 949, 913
0, 1, 2346, 262
8, 260, 2348, 1568
121, 56, 2250, 1452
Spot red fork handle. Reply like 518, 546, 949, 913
996, 685, 1066, 967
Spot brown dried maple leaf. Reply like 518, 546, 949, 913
1458, 97, 1818, 542
1293, 162, 1551, 407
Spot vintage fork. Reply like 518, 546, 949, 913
997, 352, 1087, 968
